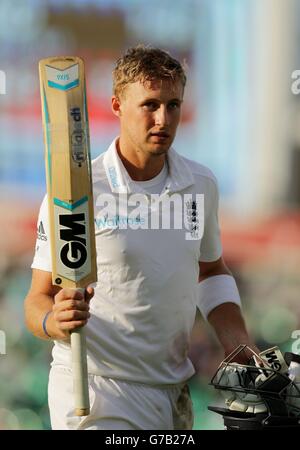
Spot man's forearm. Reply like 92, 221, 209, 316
207, 302, 253, 356
24, 293, 56, 340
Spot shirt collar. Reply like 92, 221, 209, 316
103, 137, 195, 194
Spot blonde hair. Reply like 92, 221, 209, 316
113, 45, 187, 98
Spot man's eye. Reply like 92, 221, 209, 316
168, 102, 180, 110
143, 102, 157, 110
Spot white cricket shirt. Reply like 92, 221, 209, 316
32, 138, 222, 385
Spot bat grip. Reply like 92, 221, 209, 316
70, 287, 90, 416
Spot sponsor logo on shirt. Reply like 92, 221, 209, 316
95, 214, 145, 229
37, 221, 47, 241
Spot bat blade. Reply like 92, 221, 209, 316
39, 56, 97, 416
39, 56, 97, 289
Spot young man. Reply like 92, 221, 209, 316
25, 46, 256, 430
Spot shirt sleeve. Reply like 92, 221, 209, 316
31, 194, 52, 272
199, 177, 223, 262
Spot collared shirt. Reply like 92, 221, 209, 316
32, 138, 222, 385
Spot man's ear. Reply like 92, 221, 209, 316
111, 95, 122, 117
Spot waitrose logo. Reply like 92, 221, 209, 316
95, 215, 145, 228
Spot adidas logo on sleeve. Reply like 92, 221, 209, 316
37, 221, 47, 241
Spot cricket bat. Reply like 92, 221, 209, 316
39, 56, 97, 416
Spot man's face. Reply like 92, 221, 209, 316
112, 78, 184, 157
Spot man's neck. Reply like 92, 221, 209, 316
116, 138, 166, 181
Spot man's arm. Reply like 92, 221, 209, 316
199, 257, 257, 360
24, 269, 93, 341
207, 303, 253, 357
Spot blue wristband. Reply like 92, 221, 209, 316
42, 311, 52, 338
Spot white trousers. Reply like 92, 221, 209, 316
48, 365, 194, 430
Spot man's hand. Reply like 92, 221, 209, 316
224, 344, 261, 365
48, 287, 94, 340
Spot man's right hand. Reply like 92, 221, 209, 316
49, 286, 94, 340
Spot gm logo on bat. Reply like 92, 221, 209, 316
262, 349, 282, 371
59, 213, 87, 270
54, 199, 91, 283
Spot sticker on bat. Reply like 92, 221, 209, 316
54, 200, 92, 282
70, 107, 87, 165
46, 63, 79, 91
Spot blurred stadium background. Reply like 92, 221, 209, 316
0, 0, 300, 430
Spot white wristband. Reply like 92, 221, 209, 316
198, 274, 241, 320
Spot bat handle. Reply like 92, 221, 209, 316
70, 287, 90, 416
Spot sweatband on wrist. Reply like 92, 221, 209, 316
42, 311, 52, 338
197, 274, 241, 320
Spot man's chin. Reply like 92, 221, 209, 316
147, 142, 171, 156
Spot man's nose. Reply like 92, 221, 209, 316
154, 105, 169, 126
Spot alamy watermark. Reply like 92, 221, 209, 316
0, 70, 6, 95
95, 193, 204, 240
0, 330, 6, 355
291, 70, 300, 95
291, 330, 300, 354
